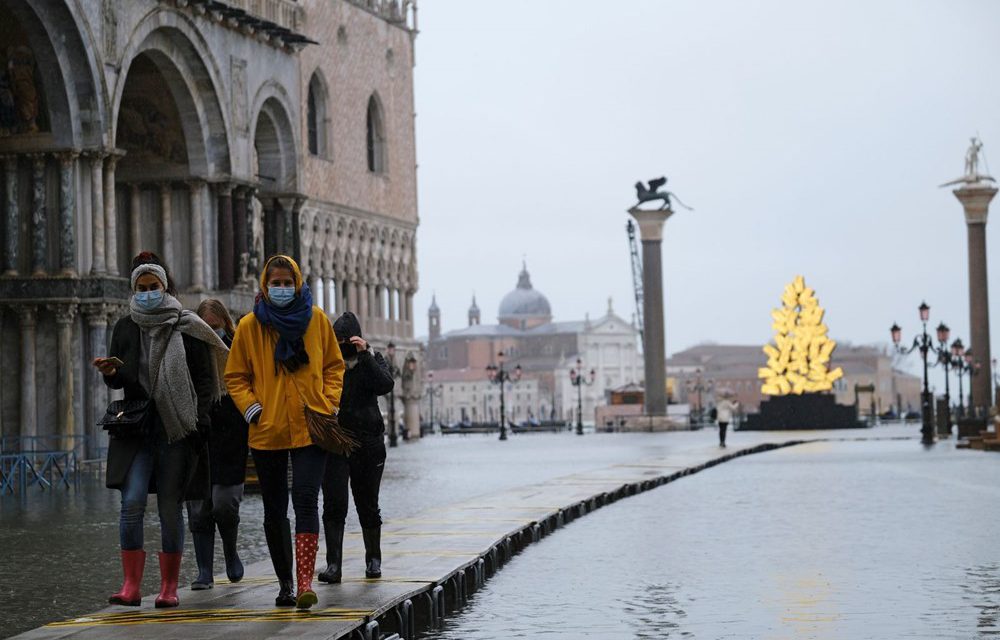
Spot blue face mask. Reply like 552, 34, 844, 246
134, 290, 163, 311
214, 328, 227, 339
268, 286, 296, 308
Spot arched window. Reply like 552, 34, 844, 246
366, 94, 385, 173
307, 72, 328, 157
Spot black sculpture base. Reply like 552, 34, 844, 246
742, 393, 866, 431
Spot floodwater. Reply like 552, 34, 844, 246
1, 429, 752, 637
429, 439, 1000, 639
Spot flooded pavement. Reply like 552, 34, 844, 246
428, 438, 1000, 639
0, 426, 937, 638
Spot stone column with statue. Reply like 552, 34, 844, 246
627, 177, 692, 421
941, 137, 996, 419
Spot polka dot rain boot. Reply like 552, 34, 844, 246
295, 532, 320, 609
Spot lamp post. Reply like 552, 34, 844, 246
993, 357, 999, 407
569, 358, 596, 436
956, 348, 981, 417
685, 369, 714, 426
386, 342, 399, 448
424, 371, 443, 432
890, 301, 950, 445
952, 339, 968, 418
932, 323, 954, 437
486, 351, 522, 441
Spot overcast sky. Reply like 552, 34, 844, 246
411, 0, 1000, 389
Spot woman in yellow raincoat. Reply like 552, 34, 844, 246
225, 255, 344, 609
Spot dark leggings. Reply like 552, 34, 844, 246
322, 442, 386, 529
719, 422, 728, 445
251, 445, 327, 534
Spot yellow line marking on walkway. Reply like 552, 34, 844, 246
47, 607, 372, 628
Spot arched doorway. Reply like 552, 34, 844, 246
251, 92, 298, 269
113, 25, 230, 290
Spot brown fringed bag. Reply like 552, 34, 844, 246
304, 406, 359, 455
288, 375, 359, 455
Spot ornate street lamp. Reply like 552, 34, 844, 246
890, 301, 950, 445
486, 351, 522, 441
569, 358, 596, 436
423, 371, 443, 432
685, 369, 714, 426
933, 323, 954, 437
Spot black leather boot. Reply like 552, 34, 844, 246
263, 519, 296, 606
362, 527, 381, 579
317, 517, 344, 584
190, 530, 215, 590
218, 522, 244, 583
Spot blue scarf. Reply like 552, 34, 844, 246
253, 282, 314, 373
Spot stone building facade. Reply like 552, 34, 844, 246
425, 265, 642, 425
0, 0, 421, 457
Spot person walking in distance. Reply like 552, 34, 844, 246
94, 252, 227, 608
319, 312, 394, 583
715, 392, 739, 448
185, 299, 249, 590
225, 255, 345, 609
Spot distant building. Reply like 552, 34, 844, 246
667, 343, 922, 415
423, 369, 540, 425
425, 264, 642, 424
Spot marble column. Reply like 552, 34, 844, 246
88, 151, 106, 275
347, 278, 357, 313
388, 286, 397, 336
3, 155, 19, 276
52, 305, 76, 452
159, 183, 173, 269
628, 206, 674, 416
953, 182, 997, 415
233, 187, 249, 269
103, 151, 123, 276
28, 153, 47, 276
56, 150, 79, 276
187, 179, 205, 292
17, 306, 37, 440
216, 183, 235, 289
83, 304, 110, 459
335, 276, 344, 316
405, 291, 414, 337
129, 184, 142, 258
358, 280, 369, 322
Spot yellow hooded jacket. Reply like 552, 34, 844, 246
225, 255, 345, 450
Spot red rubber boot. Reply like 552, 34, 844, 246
109, 549, 146, 606
295, 533, 320, 609
154, 551, 183, 608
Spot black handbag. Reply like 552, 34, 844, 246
98, 399, 154, 439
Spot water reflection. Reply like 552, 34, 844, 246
621, 581, 692, 639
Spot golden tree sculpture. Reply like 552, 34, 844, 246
758, 276, 844, 396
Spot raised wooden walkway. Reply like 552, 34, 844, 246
13, 438, 808, 640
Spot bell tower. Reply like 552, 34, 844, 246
429, 294, 441, 341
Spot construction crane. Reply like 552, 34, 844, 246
626, 220, 644, 349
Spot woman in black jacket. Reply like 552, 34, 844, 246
93, 252, 227, 608
185, 299, 249, 590
319, 312, 394, 582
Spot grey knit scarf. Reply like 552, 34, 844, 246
129, 282, 229, 443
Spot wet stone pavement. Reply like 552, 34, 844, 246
3, 425, 994, 639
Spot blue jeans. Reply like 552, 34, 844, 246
252, 445, 326, 534
119, 433, 190, 553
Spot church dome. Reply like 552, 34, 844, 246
498, 264, 551, 326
